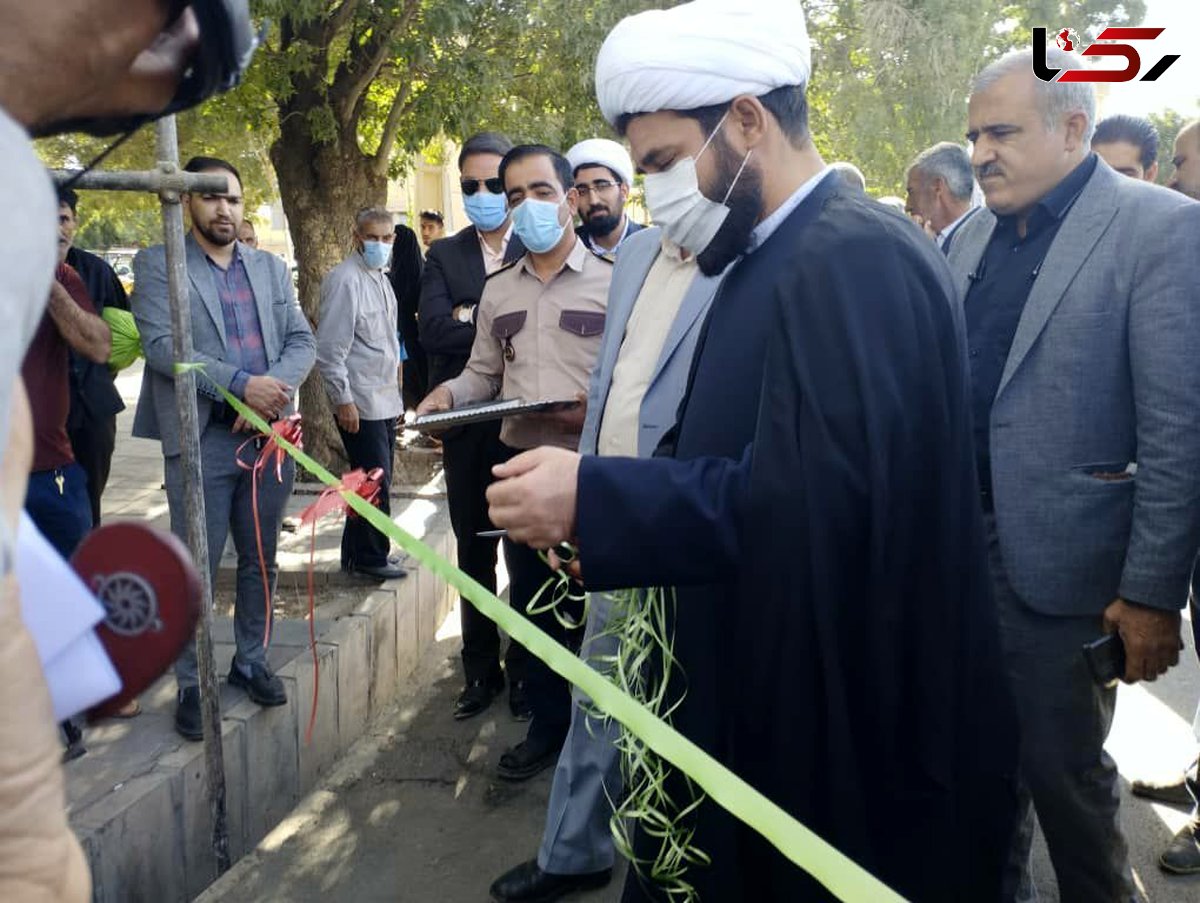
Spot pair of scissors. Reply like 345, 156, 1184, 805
476, 529, 576, 564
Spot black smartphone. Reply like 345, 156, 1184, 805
1082, 634, 1127, 687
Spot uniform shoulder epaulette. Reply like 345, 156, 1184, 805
484, 259, 521, 281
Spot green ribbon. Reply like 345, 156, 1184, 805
183, 365, 906, 903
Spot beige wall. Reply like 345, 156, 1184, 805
387, 141, 467, 236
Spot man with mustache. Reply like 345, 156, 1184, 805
130, 155, 316, 741
947, 50, 1200, 902
484, 2, 1018, 900
566, 139, 643, 261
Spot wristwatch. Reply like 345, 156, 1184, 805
456, 306, 474, 324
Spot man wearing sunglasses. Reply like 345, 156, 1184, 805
566, 139, 643, 262
417, 133, 529, 722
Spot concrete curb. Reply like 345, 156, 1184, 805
70, 512, 458, 902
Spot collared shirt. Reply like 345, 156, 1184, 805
598, 239, 695, 457
478, 224, 513, 275
206, 244, 268, 397
581, 216, 634, 262
444, 237, 612, 450
965, 152, 1098, 502
316, 252, 403, 422
937, 206, 977, 252
747, 166, 832, 254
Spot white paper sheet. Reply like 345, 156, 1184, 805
15, 512, 121, 719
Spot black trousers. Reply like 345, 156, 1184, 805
400, 344, 429, 411
443, 420, 528, 684
497, 443, 585, 747
337, 416, 396, 569
69, 414, 117, 526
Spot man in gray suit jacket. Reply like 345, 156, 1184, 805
489, 226, 726, 903
952, 51, 1200, 902
131, 157, 316, 742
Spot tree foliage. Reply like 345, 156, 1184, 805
804, 0, 1146, 195
35, 110, 277, 250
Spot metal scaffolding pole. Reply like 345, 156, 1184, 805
53, 115, 232, 873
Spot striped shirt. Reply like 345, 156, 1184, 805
206, 245, 268, 396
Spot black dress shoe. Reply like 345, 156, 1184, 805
497, 737, 562, 782
349, 561, 408, 580
61, 719, 87, 761
175, 686, 203, 741
455, 677, 502, 720
490, 859, 611, 903
1132, 775, 1195, 808
228, 660, 287, 706
1159, 820, 1200, 874
509, 679, 532, 721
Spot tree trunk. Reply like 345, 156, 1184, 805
270, 114, 387, 476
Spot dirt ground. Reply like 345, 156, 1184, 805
214, 584, 367, 624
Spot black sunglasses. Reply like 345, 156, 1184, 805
461, 177, 505, 196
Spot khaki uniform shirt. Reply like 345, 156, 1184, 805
444, 237, 612, 450
597, 240, 695, 458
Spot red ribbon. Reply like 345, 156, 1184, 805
235, 414, 303, 651
295, 466, 387, 744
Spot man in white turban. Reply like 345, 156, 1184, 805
565, 138, 644, 260
486, 1, 1019, 901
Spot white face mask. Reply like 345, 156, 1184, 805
643, 113, 753, 256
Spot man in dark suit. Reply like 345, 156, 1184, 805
388, 222, 425, 410
417, 132, 527, 720
56, 187, 128, 527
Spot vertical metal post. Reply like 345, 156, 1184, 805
155, 115, 230, 874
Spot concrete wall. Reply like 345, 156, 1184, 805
73, 514, 458, 902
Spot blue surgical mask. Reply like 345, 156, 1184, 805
361, 240, 390, 269
512, 197, 567, 253
463, 192, 509, 232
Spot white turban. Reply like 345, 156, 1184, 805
566, 139, 635, 186
595, 0, 812, 127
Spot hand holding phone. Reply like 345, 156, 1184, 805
1082, 633, 1126, 687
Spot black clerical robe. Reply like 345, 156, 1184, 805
576, 174, 1019, 902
